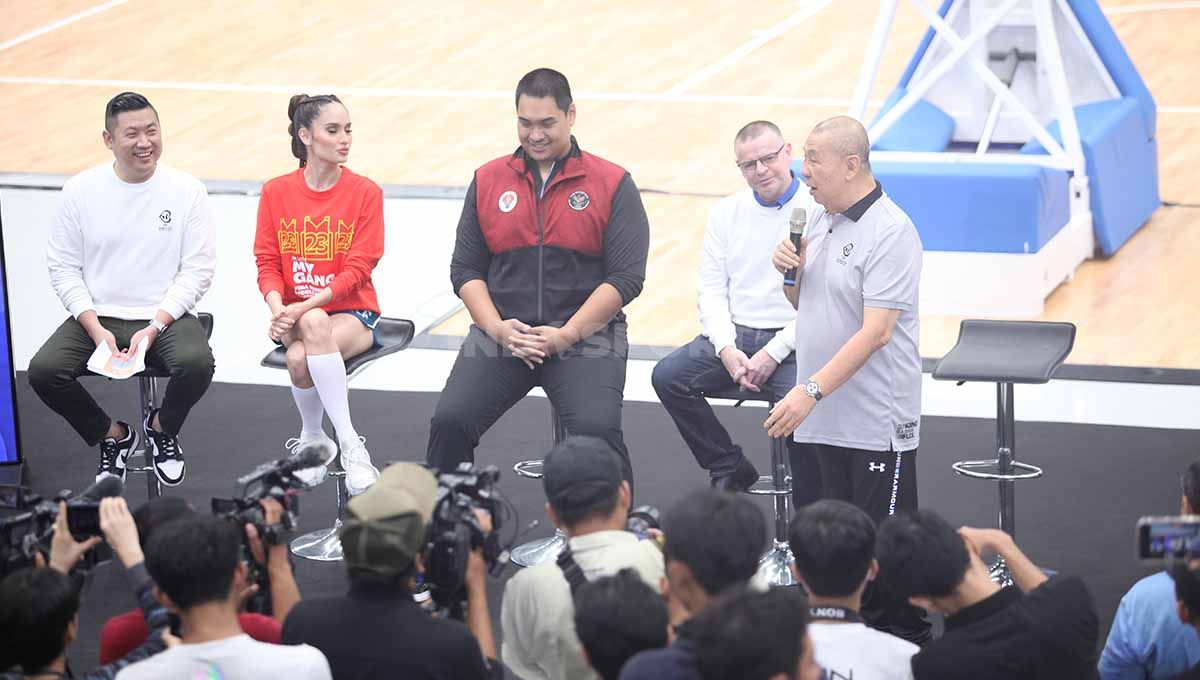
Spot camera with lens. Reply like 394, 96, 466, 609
423, 463, 506, 615
210, 445, 325, 613
0, 477, 122, 578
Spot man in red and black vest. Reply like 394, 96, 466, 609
428, 68, 649, 482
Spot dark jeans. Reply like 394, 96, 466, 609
650, 325, 820, 509
426, 322, 632, 483
800, 441, 930, 644
28, 315, 215, 445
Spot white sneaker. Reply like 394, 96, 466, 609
340, 436, 379, 495
286, 432, 337, 487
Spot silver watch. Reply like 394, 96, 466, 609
805, 379, 823, 402
149, 319, 167, 333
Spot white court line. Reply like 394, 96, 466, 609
0, 76, 857, 107
1, 76, 1196, 115
664, 0, 834, 96
0, 0, 128, 53
1104, 1, 1200, 15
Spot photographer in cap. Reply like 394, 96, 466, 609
282, 462, 500, 679
501, 436, 664, 680
0, 498, 170, 680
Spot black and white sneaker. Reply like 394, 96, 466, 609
97, 421, 138, 483
144, 408, 186, 487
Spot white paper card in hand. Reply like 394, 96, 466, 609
87, 337, 148, 379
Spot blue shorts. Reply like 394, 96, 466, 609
332, 309, 382, 348
274, 309, 382, 348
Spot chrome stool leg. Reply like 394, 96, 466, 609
125, 376, 162, 500
510, 407, 569, 568
750, 407, 795, 587
290, 469, 349, 561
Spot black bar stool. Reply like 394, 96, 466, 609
701, 386, 795, 587
933, 319, 1075, 584
121, 312, 215, 500
509, 403, 568, 567
259, 317, 415, 562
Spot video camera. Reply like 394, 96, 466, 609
423, 463, 508, 616
0, 477, 123, 577
210, 443, 329, 613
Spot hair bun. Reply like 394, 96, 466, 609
287, 93, 309, 121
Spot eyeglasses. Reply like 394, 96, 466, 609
736, 143, 786, 174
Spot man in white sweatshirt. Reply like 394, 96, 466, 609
650, 120, 819, 502
29, 91, 216, 487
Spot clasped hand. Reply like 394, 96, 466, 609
493, 319, 580, 369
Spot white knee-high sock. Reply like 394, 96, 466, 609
290, 385, 326, 439
306, 352, 359, 444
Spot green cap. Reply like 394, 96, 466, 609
339, 462, 438, 574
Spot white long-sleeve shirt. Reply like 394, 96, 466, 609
698, 186, 814, 362
47, 162, 216, 321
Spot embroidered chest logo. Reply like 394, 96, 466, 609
499, 190, 518, 213
276, 216, 355, 262
157, 210, 172, 231
568, 191, 590, 211
843, 243, 854, 257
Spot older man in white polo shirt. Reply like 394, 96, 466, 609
768, 115, 928, 643
652, 120, 820, 504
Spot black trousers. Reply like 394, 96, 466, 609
426, 322, 632, 483
799, 442, 931, 645
28, 315, 215, 446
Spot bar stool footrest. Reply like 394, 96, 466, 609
951, 459, 1044, 481
747, 475, 792, 496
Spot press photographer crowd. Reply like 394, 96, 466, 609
2, 438, 1200, 680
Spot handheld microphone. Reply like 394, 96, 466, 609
783, 207, 807, 286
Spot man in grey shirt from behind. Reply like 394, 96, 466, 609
767, 115, 928, 644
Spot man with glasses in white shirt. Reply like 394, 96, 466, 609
652, 120, 820, 504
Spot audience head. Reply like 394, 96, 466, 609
514, 67, 575, 165
0, 567, 80, 673
734, 120, 793, 204
287, 93, 348, 168
133, 496, 194, 550
573, 568, 669, 680
543, 436, 630, 534
102, 91, 161, 182
1181, 460, 1200, 514
1171, 560, 1200, 629
145, 514, 243, 612
692, 585, 821, 680
661, 490, 766, 606
339, 462, 438, 590
876, 509, 972, 607
789, 499, 877, 599
802, 115, 873, 213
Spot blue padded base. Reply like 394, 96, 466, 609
1022, 97, 1159, 255
870, 161, 1070, 254
872, 87, 957, 153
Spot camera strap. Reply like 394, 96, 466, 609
808, 605, 862, 623
556, 545, 588, 595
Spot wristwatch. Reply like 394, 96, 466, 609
149, 319, 167, 333
805, 379, 823, 402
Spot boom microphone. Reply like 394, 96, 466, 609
784, 207, 807, 286
76, 475, 125, 501
284, 441, 336, 473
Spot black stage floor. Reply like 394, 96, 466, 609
8, 373, 1200, 667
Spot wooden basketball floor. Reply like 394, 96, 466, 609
1, 0, 1197, 369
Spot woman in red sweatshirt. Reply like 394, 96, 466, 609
253, 94, 384, 495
